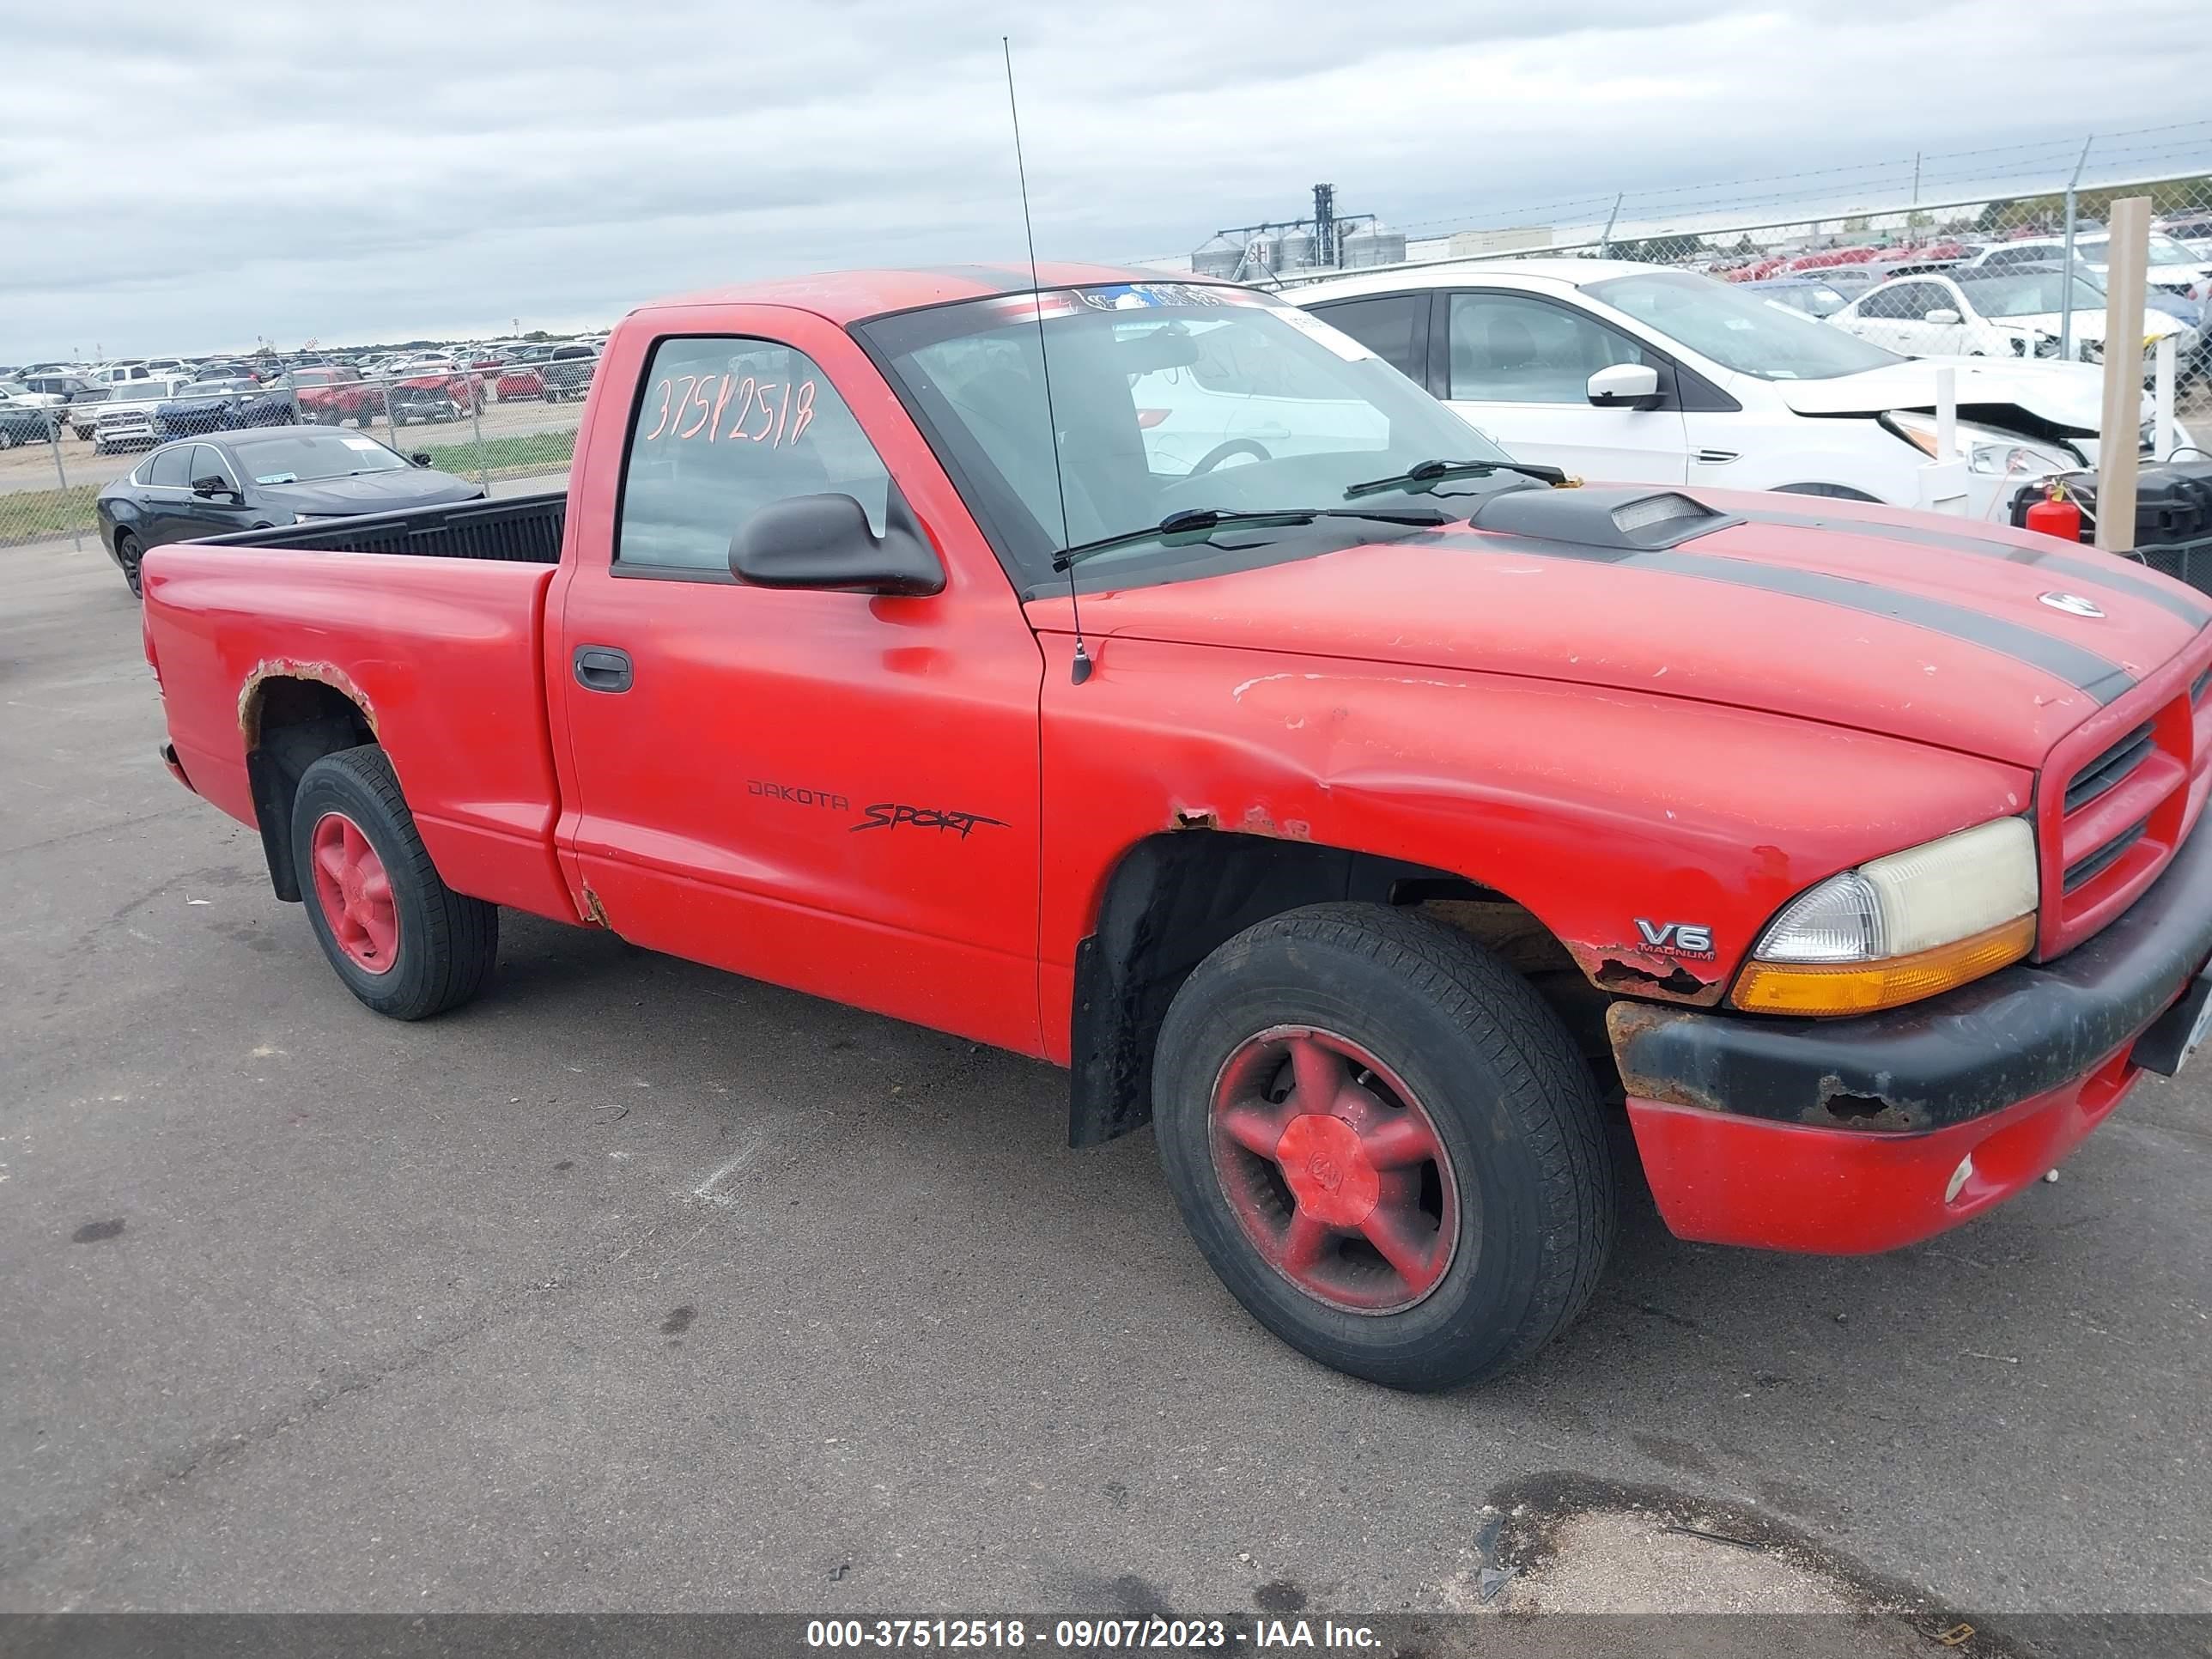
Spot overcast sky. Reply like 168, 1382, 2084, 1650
6, 1, 2210, 361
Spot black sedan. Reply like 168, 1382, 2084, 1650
0, 401, 57, 447
95, 428, 483, 595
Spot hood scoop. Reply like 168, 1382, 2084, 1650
1469, 486, 1740, 550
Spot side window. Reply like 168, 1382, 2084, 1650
617, 337, 890, 573
190, 445, 237, 489
1305, 295, 1428, 381
147, 447, 194, 488
1863, 282, 1936, 321
1446, 292, 1647, 403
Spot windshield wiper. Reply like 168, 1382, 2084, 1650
1051, 504, 1451, 572
1344, 458, 1567, 500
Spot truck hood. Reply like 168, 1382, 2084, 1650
1033, 487, 2209, 769
1768, 357, 2123, 434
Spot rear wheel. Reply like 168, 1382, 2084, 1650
1152, 903, 1615, 1391
291, 747, 498, 1020
113, 530, 143, 597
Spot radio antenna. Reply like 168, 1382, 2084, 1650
1003, 35, 1091, 685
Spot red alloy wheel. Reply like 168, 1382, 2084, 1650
309, 811, 400, 975
1209, 1025, 1461, 1314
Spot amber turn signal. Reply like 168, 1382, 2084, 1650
1731, 914, 2036, 1016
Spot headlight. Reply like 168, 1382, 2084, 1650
1883, 411, 2072, 477
1733, 817, 2038, 1014
2033, 333, 2063, 358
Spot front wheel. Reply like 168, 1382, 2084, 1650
291, 746, 498, 1019
1152, 903, 1615, 1391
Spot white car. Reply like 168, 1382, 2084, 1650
1830, 266, 2194, 371
1967, 233, 2210, 302
90, 376, 196, 454
1292, 258, 2191, 522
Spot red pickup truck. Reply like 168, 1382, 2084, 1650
141, 264, 2212, 1390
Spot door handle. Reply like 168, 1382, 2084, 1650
572, 646, 633, 693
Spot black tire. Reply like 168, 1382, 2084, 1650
113, 530, 143, 598
354, 410, 372, 429
290, 746, 498, 1020
1152, 902, 1615, 1391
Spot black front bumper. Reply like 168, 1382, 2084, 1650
1610, 817, 2212, 1133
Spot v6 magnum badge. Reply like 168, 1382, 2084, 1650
1635, 919, 1715, 961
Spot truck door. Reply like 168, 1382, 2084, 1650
550, 310, 1048, 1057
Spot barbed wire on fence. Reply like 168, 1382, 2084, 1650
1130, 120, 2212, 270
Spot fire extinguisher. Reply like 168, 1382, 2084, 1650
2025, 478, 2082, 543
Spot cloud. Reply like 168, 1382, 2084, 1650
5, 0, 2209, 357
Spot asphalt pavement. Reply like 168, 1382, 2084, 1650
3, 539, 2210, 1642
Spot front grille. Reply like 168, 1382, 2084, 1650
2064, 820, 2147, 893
2045, 651, 2212, 954
2064, 722, 2155, 813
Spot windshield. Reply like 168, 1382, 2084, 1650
857, 283, 1506, 587
229, 432, 410, 484
1955, 270, 2104, 316
1583, 270, 1903, 380
1758, 283, 1850, 318
0, 380, 27, 398
2074, 233, 2203, 267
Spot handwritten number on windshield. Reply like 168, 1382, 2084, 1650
642, 374, 819, 448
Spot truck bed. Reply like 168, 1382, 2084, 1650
197, 489, 566, 563
142, 506, 574, 926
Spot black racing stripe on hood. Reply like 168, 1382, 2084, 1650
1439, 532, 2136, 704
1740, 507, 2210, 628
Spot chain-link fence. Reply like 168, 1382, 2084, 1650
0, 349, 591, 555
1232, 131, 2212, 433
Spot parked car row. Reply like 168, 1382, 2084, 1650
2, 339, 607, 445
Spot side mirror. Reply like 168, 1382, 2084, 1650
1924, 307, 1962, 325
729, 491, 944, 597
191, 475, 233, 498
410, 452, 433, 466
1587, 362, 1662, 410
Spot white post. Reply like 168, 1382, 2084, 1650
1917, 364, 1970, 515
2154, 335, 2178, 462
2096, 198, 2150, 553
